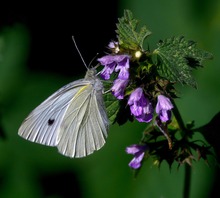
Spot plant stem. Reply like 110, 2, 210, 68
171, 99, 186, 131
171, 99, 191, 198
183, 164, 191, 198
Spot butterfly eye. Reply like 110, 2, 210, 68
48, 119, 55, 126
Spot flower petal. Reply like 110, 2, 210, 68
128, 88, 143, 105
159, 109, 171, 122
136, 113, 153, 123
111, 79, 129, 99
128, 151, 145, 169
156, 95, 173, 113
97, 55, 114, 65
100, 62, 116, 80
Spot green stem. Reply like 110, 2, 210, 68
183, 164, 191, 198
171, 99, 191, 198
171, 99, 186, 131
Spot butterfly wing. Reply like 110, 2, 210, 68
18, 78, 109, 158
18, 79, 91, 146
57, 79, 109, 158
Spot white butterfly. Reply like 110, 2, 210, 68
18, 68, 109, 158
18, 38, 109, 158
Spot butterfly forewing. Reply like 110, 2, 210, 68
18, 79, 87, 145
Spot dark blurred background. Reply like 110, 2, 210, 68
0, 0, 220, 198
0, 2, 118, 76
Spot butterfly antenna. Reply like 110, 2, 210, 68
72, 36, 88, 69
88, 53, 99, 68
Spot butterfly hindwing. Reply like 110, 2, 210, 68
57, 80, 109, 157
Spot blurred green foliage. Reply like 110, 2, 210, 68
0, 0, 219, 198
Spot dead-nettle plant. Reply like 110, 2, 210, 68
98, 9, 216, 171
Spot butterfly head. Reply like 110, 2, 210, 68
84, 67, 97, 80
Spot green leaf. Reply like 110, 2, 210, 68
195, 111, 220, 164
153, 36, 213, 88
103, 82, 120, 125
116, 9, 152, 51
103, 82, 132, 125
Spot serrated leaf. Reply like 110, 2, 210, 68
116, 9, 152, 50
153, 36, 213, 88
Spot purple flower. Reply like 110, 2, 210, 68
136, 104, 154, 123
108, 41, 117, 48
97, 56, 116, 80
111, 79, 129, 99
156, 95, 174, 122
115, 56, 130, 80
126, 144, 148, 169
97, 54, 130, 80
128, 88, 153, 123
108, 41, 119, 53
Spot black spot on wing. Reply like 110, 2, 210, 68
48, 119, 55, 126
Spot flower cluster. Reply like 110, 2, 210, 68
126, 93, 173, 169
97, 53, 130, 99
97, 41, 174, 169
95, 9, 214, 173
98, 42, 174, 123
98, 54, 130, 81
